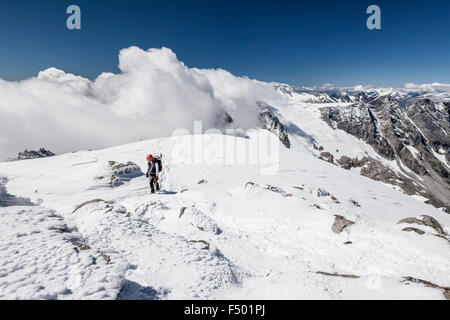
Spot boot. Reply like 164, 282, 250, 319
150, 179, 155, 193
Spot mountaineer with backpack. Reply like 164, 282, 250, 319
146, 154, 163, 193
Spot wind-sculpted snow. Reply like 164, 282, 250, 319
69, 196, 239, 299
0, 133, 450, 299
0, 177, 33, 207
0, 205, 127, 299
94, 161, 144, 187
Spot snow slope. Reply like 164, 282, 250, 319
1, 128, 449, 299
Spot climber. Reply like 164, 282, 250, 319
146, 154, 163, 193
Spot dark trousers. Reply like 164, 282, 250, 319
150, 175, 160, 193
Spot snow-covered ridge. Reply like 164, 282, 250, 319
1, 133, 449, 299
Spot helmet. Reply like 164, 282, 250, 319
146, 154, 153, 161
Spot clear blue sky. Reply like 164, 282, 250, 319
0, 0, 449, 86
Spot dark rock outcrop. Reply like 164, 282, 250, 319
245, 182, 292, 197
257, 102, 291, 148
72, 199, 105, 213
398, 215, 447, 238
316, 271, 360, 279
401, 227, 425, 235
96, 161, 143, 187
332, 215, 355, 234
9, 148, 55, 161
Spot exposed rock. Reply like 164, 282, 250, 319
95, 161, 143, 187
110, 161, 141, 175
105, 206, 114, 213
349, 199, 361, 207
398, 215, 447, 237
264, 185, 292, 197
337, 156, 412, 196
97, 161, 143, 187
72, 199, 105, 213
397, 217, 425, 226
421, 215, 446, 236
401, 276, 446, 289
257, 102, 290, 148
320, 151, 334, 163
343, 241, 352, 245
444, 290, 450, 300
188, 240, 210, 250
197, 179, 207, 184
72, 241, 91, 251
316, 271, 360, 279
316, 188, 331, 197
402, 227, 425, 235
332, 215, 355, 234
179, 207, 187, 218
337, 155, 369, 170
246, 182, 292, 197
99, 252, 111, 265
213, 109, 234, 128
402, 276, 450, 299
10, 148, 55, 161
52, 225, 73, 234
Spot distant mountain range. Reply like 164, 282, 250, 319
269, 84, 449, 210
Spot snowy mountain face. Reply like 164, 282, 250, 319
319, 94, 449, 211
272, 84, 449, 211
0, 69, 449, 299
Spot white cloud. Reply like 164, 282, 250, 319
0, 47, 282, 160
404, 82, 450, 91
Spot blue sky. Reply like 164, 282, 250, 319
0, 0, 449, 86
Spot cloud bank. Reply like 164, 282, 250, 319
0, 47, 282, 160
403, 82, 450, 91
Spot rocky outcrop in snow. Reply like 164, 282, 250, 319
397, 215, 447, 238
8, 148, 55, 161
95, 161, 144, 187
245, 181, 292, 197
332, 215, 355, 234
257, 102, 290, 148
